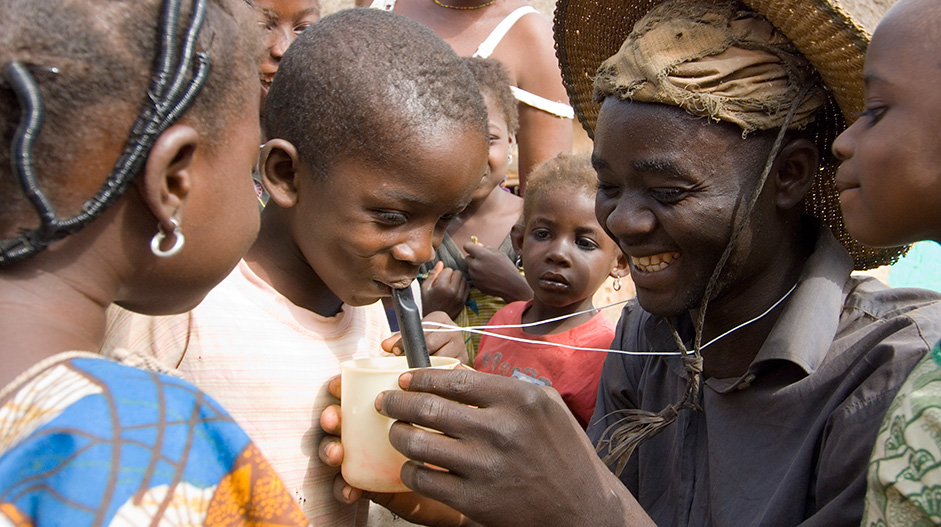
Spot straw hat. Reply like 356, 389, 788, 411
553, 0, 905, 270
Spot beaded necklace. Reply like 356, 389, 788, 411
433, 0, 496, 10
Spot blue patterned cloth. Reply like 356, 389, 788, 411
0, 353, 308, 526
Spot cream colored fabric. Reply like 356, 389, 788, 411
102, 260, 388, 526
594, 0, 827, 134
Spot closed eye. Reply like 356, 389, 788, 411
858, 106, 886, 127
650, 187, 687, 203
596, 181, 620, 200
375, 210, 407, 226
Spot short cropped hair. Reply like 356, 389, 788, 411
523, 153, 597, 221
263, 8, 489, 179
0, 0, 261, 230
463, 57, 519, 135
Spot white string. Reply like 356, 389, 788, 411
422, 298, 685, 356
480, 299, 630, 330
420, 281, 798, 357
421, 320, 684, 356
698, 281, 797, 351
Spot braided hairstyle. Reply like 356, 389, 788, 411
0, 0, 260, 264
263, 8, 489, 179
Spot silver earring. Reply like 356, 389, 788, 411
150, 218, 185, 258
508, 153, 513, 164
515, 255, 524, 270
612, 276, 622, 291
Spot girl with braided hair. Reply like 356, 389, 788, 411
0, 0, 307, 524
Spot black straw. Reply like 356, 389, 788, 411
391, 286, 432, 368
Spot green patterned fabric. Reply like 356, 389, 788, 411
864, 340, 941, 526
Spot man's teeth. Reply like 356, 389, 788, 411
631, 252, 680, 272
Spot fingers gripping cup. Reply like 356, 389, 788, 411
340, 355, 460, 492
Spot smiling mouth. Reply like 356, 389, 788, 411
835, 180, 859, 193
631, 252, 680, 273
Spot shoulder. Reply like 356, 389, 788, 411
844, 275, 941, 322
102, 305, 192, 369
839, 276, 941, 353
611, 299, 655, 343
490, 300, 528, 324
822, 280, 941, 426
490, 6, 559, 73
572, 309, 617, 341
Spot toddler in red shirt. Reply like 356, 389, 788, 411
474, 154, 627, 427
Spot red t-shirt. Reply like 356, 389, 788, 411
474, 300, 614, 428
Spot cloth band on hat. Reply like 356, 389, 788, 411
594, 0, 828, 134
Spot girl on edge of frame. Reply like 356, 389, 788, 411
0, 0, 307, 524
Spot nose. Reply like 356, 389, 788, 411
544, 238, 573, 266
391, 226, 437, 266
832, 120, 858, 162
269, 26, 293, 59
600, 195, 657, 244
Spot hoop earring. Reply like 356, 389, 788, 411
515, 255, 524, 270
150, 218, 185, 258
612, 276, 622, 291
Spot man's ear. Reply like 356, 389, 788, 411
773, 137, 818, 210
137, 123, 199, 230
259, 139, 302, 208
510, 222, 525, 254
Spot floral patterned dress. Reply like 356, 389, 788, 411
0, 352, 309, 527
863, 340, 941, 526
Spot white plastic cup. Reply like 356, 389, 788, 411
340, 355, 460, 493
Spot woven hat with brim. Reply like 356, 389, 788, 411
553, 0, 906, 270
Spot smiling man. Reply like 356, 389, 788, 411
583, 1, 941, 524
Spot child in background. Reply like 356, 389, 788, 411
103, 8, 487, 526
0, 0, 306, 524
253, 0, 321, 204
369, 0, 575, 191
474, 154, 628, 428
256, 0, 320, 100
831, 1, 941, 524
420, 57, 531, 360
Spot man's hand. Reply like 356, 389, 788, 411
318, 375, 477, 526
376, 368, 652, 527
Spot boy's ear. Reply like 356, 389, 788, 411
773, 137, 818, 210
259, 139, 302, 208
137, 123, 199, 231
610, 251, 629, 279
510, 222, 525, 254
